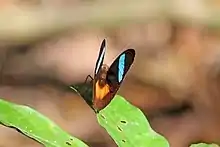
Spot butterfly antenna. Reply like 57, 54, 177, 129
84, 75, 93, 84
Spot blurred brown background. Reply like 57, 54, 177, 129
1, 0, 220, 147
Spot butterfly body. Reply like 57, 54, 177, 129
95, 64, 109, 88
71, 39, 135, 113
92, 64, 111, 112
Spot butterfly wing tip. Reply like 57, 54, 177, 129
102, 39, 106, 45
128, 49, 135, 53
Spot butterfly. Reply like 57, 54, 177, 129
70, 39, 135, 113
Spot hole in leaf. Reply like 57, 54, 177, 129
100, 114, 106, 119
66, 141, 71, 146
120, 120, 126, 124
117, 126, 122, 132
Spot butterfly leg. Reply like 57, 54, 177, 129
84, 75, 94, 84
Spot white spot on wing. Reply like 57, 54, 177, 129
95, 46, 106, 74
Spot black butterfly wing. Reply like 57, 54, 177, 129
69, 39, 106, 113
93, 39, 107, 105
94, 39, 106, 77
70, 82, 93, 107
106, 49, 135, 94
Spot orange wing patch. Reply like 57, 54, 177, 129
95, 81, 110, 100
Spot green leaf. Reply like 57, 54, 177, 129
96, 95, 220, 147
0, 99, 88, 147
71, 84, 219, 147
97, 95, 170, 147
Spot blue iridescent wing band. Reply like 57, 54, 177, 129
106, 49, 135, 89
118, 54, 126, 82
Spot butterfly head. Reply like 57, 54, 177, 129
97, 64, 109, 88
